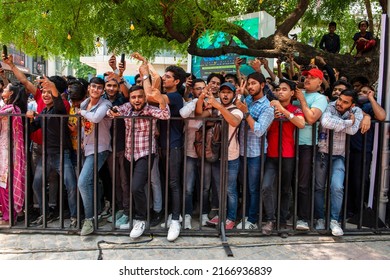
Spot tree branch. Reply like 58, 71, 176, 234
275, 0, 310, 35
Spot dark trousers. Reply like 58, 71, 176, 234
130, 155, 155, 221
297, 145, 314, 222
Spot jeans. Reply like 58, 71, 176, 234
212, 158, 240, 221
150, 154, 162, 213
32, 150, 77, 218
78, 150, 109, 219
131, 155, 154, 221
161, 147, 183, 221
297, 145, 314, 222
314, 153, 345, 222
184, 156, 199, 215
240, 156, 261, 224
261, 157, 294, 224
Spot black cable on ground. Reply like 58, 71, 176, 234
97, 234, 154, 260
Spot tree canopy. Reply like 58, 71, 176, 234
0, 0, 387, 82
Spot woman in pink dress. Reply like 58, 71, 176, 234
0, 82, 27, 225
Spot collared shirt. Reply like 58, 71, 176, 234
318, 101, 363, 157
239, 95, 274, 157
117, 103, 170, 162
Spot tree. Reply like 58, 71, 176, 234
0, 0, 386, 82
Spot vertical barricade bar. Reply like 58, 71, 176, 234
259, 131, 266, 233
199, 118, 207, 229
7, 116, 14, 227
325, 130, 334, 230
93, 122, 99, 230
42, 116, 48, 228
359, 132, 368, 229
128, 117, 135, 230
343, 134, 351, 230
219, 118, 228, 236
276, 119, 283, 231
59, 116, 64, 228
181, 119, 188, 230
24, 115, 30, 228
310, 122, 318, 229
162, 119, 170, 229
293, 128, 300, 230
241, 121, 248, 230
147, 117, 153, 230
76, 114, 82, 229
111, 118, 117, 231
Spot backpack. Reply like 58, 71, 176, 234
194, 107, 238, 162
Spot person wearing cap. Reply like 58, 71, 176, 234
196, 82, 243, 230
293, 67, 328, 231
234, 72, 274, 230
261, 79, 305, 235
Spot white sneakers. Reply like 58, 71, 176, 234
160, 214, 183, 228
184, 214, 192, 229
167, 220, 181, 242
130, 220, 146, 239
330, 220, 344, 236
201, 214, 209, 226
316, 219, 325, 230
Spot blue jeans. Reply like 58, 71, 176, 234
240, 156, 261, 224
314, 153, 345, 222
212, 158, 240, 221
78, 151, 109, 219
184, 156, 199, 215
32, 150, 77, 218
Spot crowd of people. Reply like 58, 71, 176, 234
0, 42, 386, 241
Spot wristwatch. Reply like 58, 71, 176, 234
288, 113, 294, 120
142, 74, 149, 80
244, 112, 250, 119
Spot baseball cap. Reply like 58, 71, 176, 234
302, 68, 324, 80
219, 82, 236, 92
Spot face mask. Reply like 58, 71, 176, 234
358, 95, 369, 104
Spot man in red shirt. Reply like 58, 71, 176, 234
261, 79, 305, 235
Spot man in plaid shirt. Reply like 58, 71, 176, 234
314, 89, 363, 236
108, 85, 170, 239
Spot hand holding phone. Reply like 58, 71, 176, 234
240, 57, 247, 64
2, 45, 7, 58
120, 53, 125, 64
111, 107, 118, 113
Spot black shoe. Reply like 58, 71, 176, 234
150, 210, 163, 227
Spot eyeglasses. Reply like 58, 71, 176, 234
90, 84, 104, 91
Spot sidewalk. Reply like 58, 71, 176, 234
0, 231, 389, 260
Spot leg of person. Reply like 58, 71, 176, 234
260, 158, 277, 235
314, 153, 328, 230
78, 151, 109, 235
225, 158, 240, 230
129, 156, 152, 238
150, 154, 163, 227
329, 156, 345, 236
184, 156, 197, 229
115, 151, 130, 228
206, 161, 221, 226
297, 145, 313, 230
280, 158, 295, 226
167, 147, 183, 241
246, 156, 261, 225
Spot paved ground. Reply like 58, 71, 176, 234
0, 230, 389, 260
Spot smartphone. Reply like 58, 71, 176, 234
111, 107, 118, 113
120, 53, 125, 64
240, 57, 247, 64
2, 45, 7, 57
